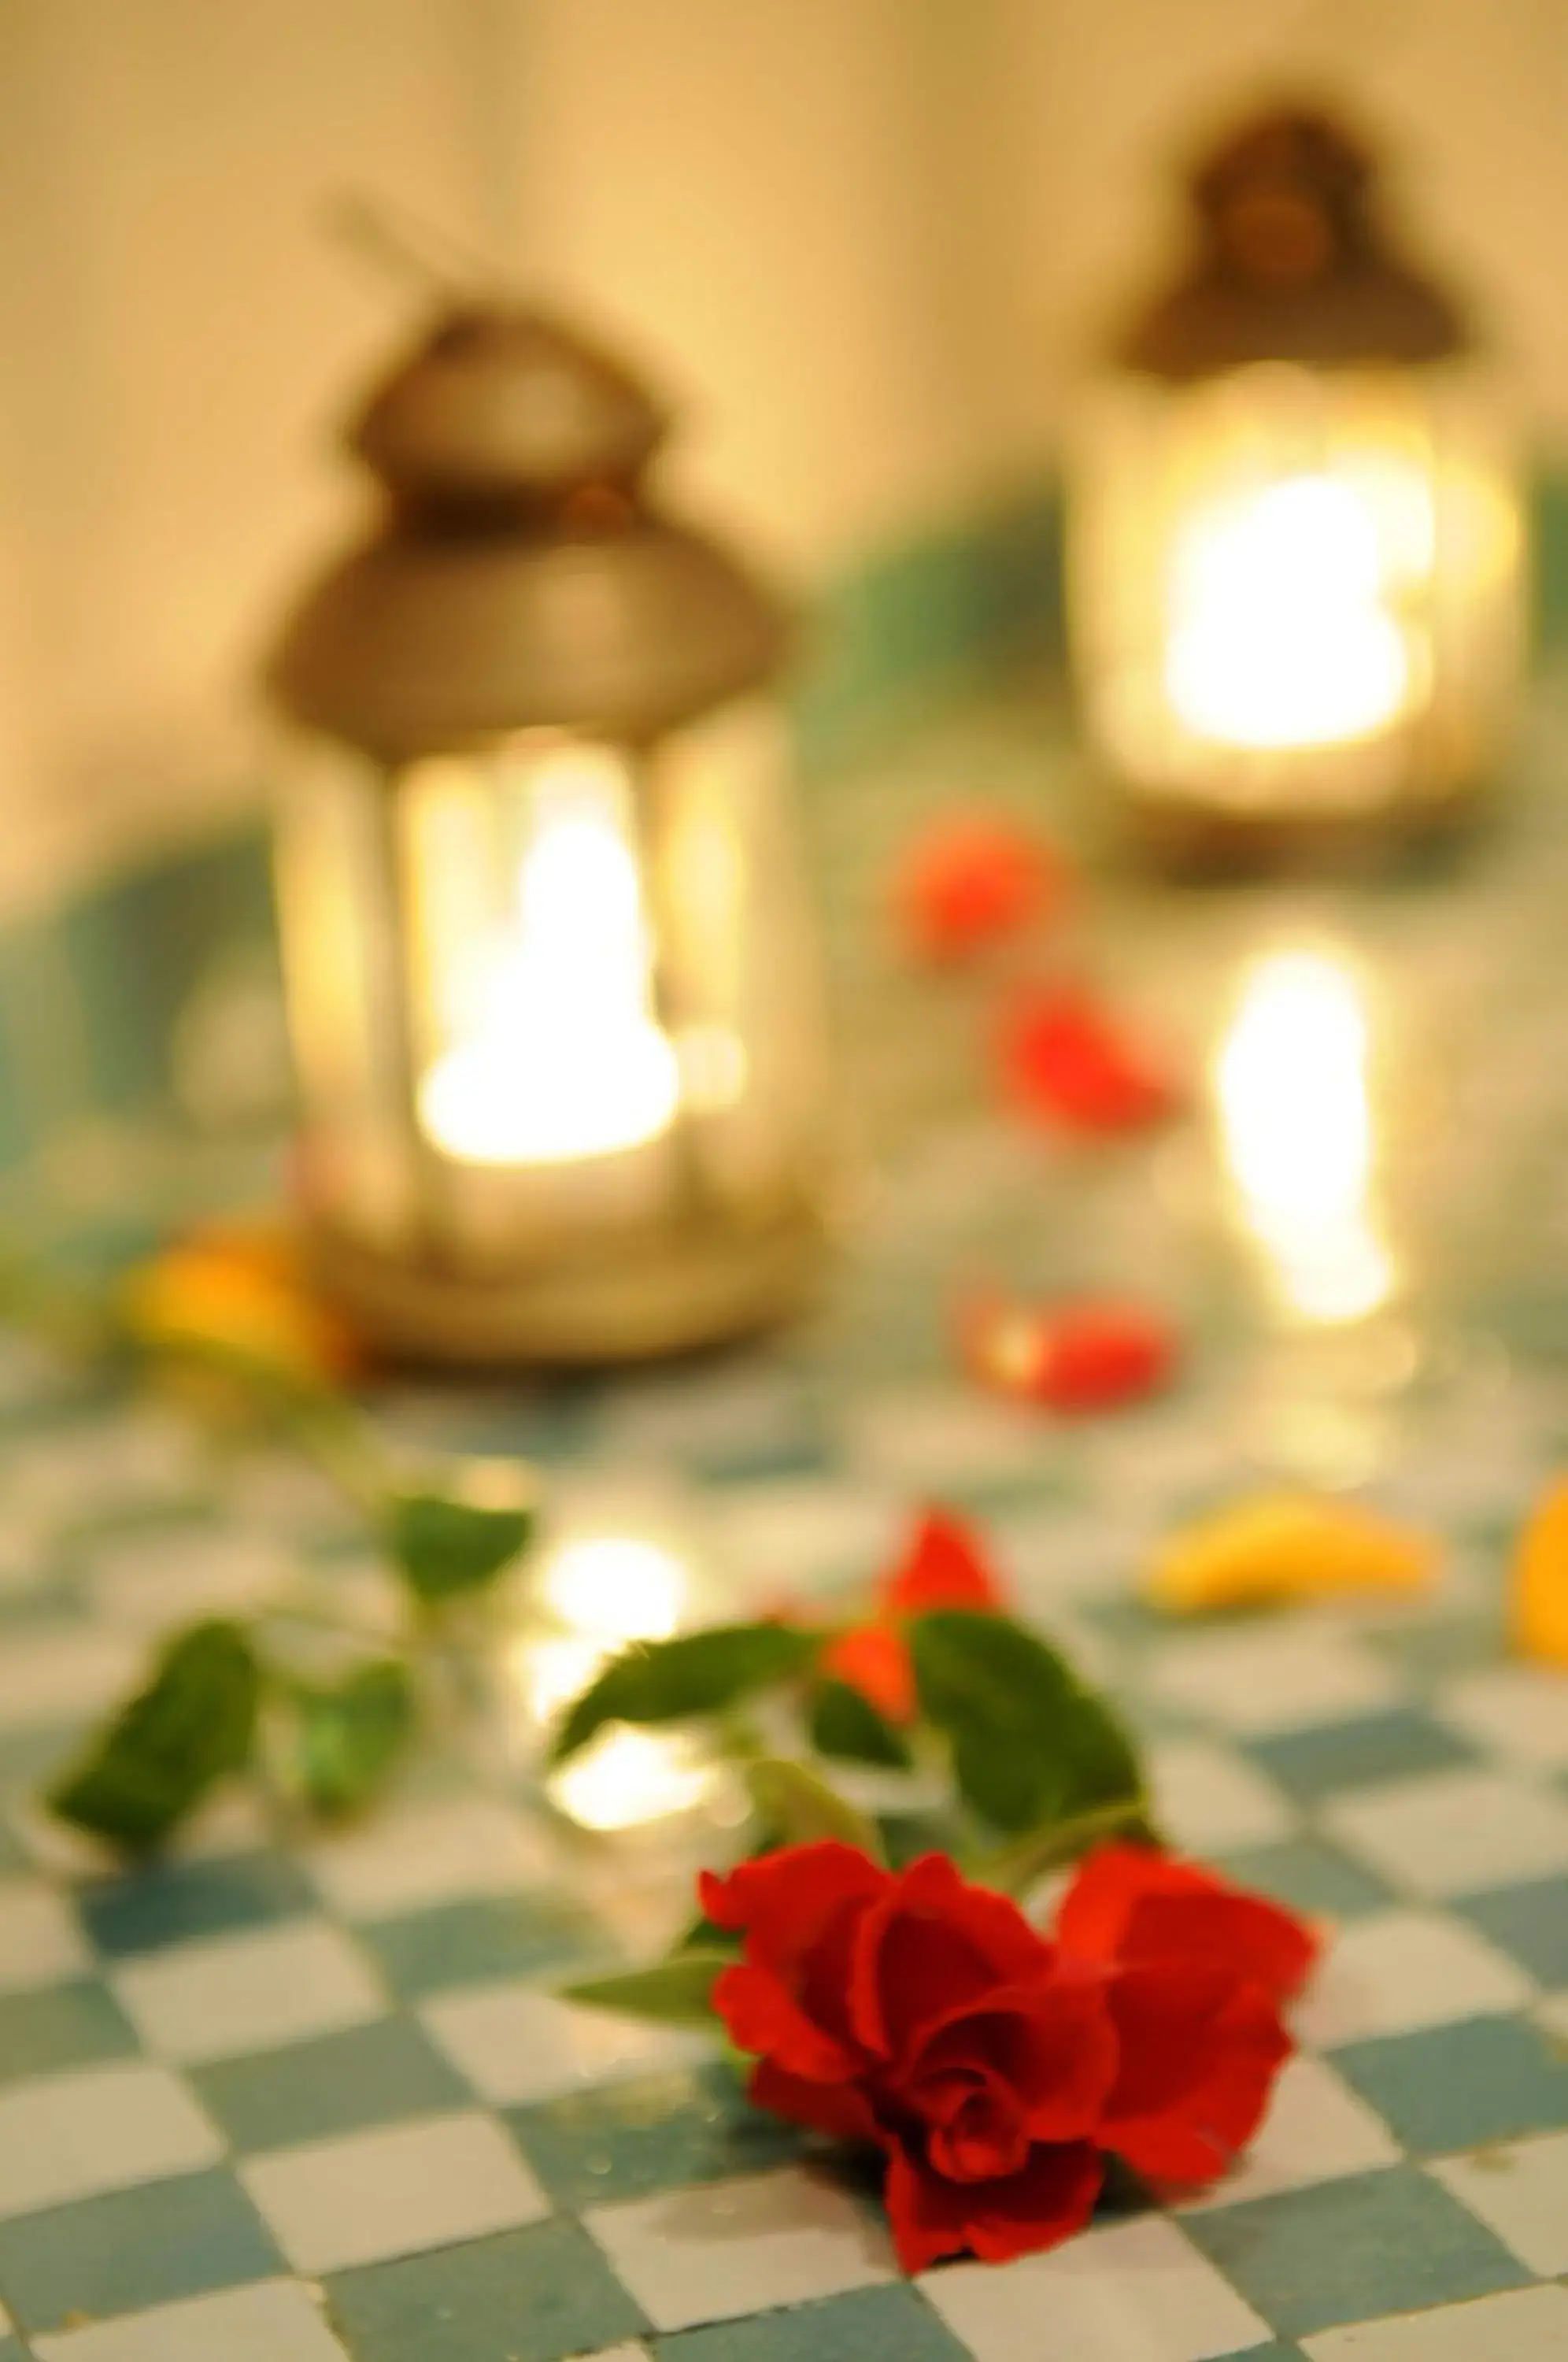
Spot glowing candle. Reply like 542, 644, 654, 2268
418, 750, 681, 1168
1166, 472, 1414, 751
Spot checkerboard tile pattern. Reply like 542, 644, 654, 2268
5, 1151, 1568, 2356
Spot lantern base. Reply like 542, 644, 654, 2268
1119, 777, 1492, 877
309, 1201, 826, 1369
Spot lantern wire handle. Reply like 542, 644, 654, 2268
325, 190, 519, 304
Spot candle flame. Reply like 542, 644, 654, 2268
419, 753, 680, 1165
1167, 472, 1415, 750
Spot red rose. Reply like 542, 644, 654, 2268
1054, 1845, 1319, 2189
1056, 1843, 1318, 2005
704, 1840, 1315, 2270
702, 1844, 1116, 2271
819, 1510, 1009, 1726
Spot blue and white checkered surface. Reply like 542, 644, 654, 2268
1, 1310, 1567, 2362
9, 672, 1568, 2359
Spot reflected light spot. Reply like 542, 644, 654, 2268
549, 1726, 717, 1833
538, 1534, 691, 1646
1214, 950, 1396, 1326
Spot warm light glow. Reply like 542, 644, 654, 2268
1214, 950, 1396, 1324
1166, 472, 1416, 750
419, 750, 680, 1164
513, 1626, 716, 1833
538, 1534, 690, 1646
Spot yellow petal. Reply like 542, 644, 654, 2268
1148, 1493, 1438, 1614
1513, 1478, 1568, 1665
120, 1225, 357, 1383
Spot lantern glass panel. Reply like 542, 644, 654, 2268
273, 697, 827, 1351
1071, 360, 1522, 832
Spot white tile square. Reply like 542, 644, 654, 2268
113, 1920, 384, 2064
0, 1625, 143, 1732
304, 1796, 555, 1920
1432, 2128, 1568, 2275
990, 1504, 1162, 1608
1149, 1625, 1400, 1738
0, 2061, 222, 2218
1435, 1668, 1568, 1770
1147, 1738, 1295, 1854
1302, 2282, 1568, 2360
1292, 1908, 1535, 2048
0, 1878, 90, 1992
1178, 2054, 1401, 2211
1324, 1771, 1568, 1897
84, 1527, 292, 1631
838, 1386, 1051, 1488
241, 2111, 548, 2274
585, 2166, 894, 2331
420, 1980, 704, 2105
32, 2278, 349, 2361
702, 1483, 900, 1599
923, 2215, 1272, 2362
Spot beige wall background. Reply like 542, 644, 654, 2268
0, 0, 1562, 910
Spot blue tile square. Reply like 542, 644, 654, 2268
0, 1979, 138, 2086
191, 2016, 468, 2152
361, 1894, 609, 2000
0, 2168, 283, 2335
509, 2062, 806, 2209
80, 1849, 317, 1957
325, 2219, 647, 2362
1333, 2014, 1568, 2154
1456, 1874, 1568, 1986
1246, 1710, 1477, 1801
1212, 1835, 1395, 1922
653, 2284, 971, 2362
1185, 2164, 1527, 2338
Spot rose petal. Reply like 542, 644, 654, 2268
849, 1855, 1054, 2060
884, 2135, 1104, 2272
701, 1842, 889, 2058
880, 1508, 1008, 1618
908, 1970, 1119, 2146
1514, 1477, 1568, 1664
1056, 1845, 1318, 2005
749, 2057, 885, 2146
819, 1623, 916, 1723
1000, 987, 1178, 1135
1147, 1493, 1437, 1614
895, 818, 1063, 963
964, 1298, 1177, 1413
1098, 1960, 1292, 2187
712, 1961, 862, 2083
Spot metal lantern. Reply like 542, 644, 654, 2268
1067, 105, 1525, 865
265, 304, 830, 1364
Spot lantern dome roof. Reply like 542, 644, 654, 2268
1115, 99, 1475, 379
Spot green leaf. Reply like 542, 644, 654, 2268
386, 1465, 537, 1603
549, 1623, 820, 1765
287, 1660, 416, 1820
744, 1757, 884, 1858
561, 1952, 733, 2028
48, 1620, 261, 1853
973, 1798, 1164, 1897
808, 1676, 913, 1771
909, 1609, 1145, 1838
